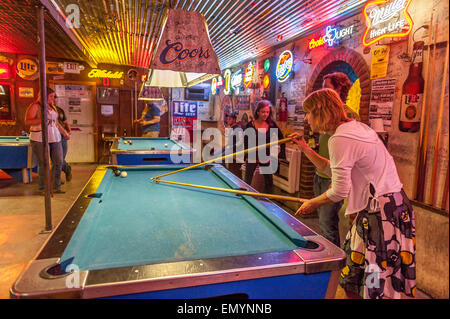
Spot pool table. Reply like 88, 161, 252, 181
0, 136, 36, 183
11, 165, 345, 299
110, 137, 193, 165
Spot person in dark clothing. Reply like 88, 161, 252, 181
244, 100, 285, 193
55, 105, 72, 182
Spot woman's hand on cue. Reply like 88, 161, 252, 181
295, 199, 318, 216
289, 133, 309, 152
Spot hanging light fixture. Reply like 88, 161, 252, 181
145, 8, 221, 88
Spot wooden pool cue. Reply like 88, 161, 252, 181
154, 179, 308, 203
428, 40, 449, 205
441, 164, 449, 209
414, 13, 433, 199
417, 21, 438, 202
150, 136, 298, 180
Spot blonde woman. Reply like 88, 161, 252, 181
290, 89, 415, 299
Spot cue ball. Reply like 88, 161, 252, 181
164, 144, 168, 148
16, 137, 19, 141
121, 171, 127, 178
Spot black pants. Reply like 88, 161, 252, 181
244, 162, 273, 194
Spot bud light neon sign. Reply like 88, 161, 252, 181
276, 50, 293, 83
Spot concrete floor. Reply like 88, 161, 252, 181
0, 164, 431, 299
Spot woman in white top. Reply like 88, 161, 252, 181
291, 89, 415, 299
25, 88, 68, 193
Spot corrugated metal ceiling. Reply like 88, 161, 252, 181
0, 0, 368, 69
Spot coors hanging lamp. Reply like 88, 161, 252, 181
145, 8, 221, 88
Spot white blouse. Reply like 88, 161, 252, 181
324, 120, 403, 215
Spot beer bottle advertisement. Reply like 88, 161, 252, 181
399, 42, 425, 132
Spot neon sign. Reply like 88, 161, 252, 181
88, 69, 124, 79
231, 69, 243, 95
244, 62, 255, 88
223, 69, 232, 95
264, 59, 271, 72
0, 63, 10, 79
276, 50, 293, 83
362, 0, 413, 47
263, 74, 270, 89
309, 24, 355, 50
211, 77, 217, 95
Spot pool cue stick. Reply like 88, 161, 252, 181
417, 21, 439, 202
428, 40, 449, 205
154, 179, 308, 203
48, 147, 53, 197
441, 164, 449, 209
414, 13, 434, 199
150, 136, 298, 180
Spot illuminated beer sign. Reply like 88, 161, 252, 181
211, 77, 217, 95
88, 69, 123, 79
309, 25, 355, 50
17, 58, 38, 80
231, 69, 243, 95
223, 69, 232, 95
276, 50, 293, 83
362, 0, 413, 47
0, 62, 10, 79
244, 62, 255, 88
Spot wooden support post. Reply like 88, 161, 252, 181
37, 5, 52, 232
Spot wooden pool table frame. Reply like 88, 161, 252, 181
10, 164, 345, 299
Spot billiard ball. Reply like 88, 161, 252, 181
16, 137, 20, 141
114, 170, 121, 176
121, 171, 127, 178
151, 147, 155, 150
164, 144, 168, 148
124, 140, 127, 144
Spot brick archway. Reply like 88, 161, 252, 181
306, 47, 371, 124
297, 47, 371, 200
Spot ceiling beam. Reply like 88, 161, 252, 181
39, 0, 97, 68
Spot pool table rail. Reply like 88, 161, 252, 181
10, 164, 346, 299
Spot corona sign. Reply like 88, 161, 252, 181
362, 0, 413, 47
276, 50, 293, 83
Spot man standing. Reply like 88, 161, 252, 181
135, 103, 160, 137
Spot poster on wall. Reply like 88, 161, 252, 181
236, 95, 250, 110
371, 45, 390, 79
369, 78, 397, 127
172, 100, 198, 142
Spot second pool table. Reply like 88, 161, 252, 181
110, 137, 193, 165
11, 164, 345, 299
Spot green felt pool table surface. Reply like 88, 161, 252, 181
60, 165, 305, 271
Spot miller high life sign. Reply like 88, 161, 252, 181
362, 0, 413, 47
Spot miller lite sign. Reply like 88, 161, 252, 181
362, 0, 413, 47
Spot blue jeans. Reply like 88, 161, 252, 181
61, 136, 71, 176
314, 174, 343, 247
31, 141, 63, 191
